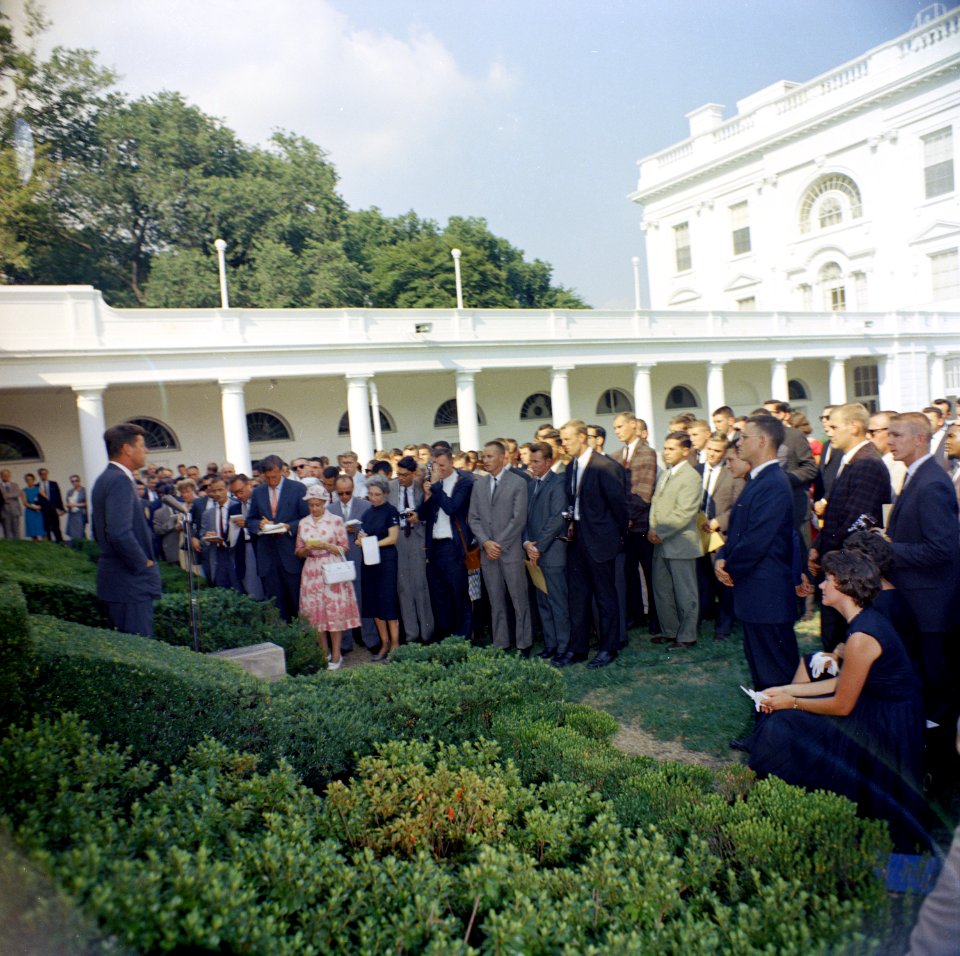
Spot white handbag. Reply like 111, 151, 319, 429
322, 548, 356, 585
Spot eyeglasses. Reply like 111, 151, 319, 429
293, 464, 306, 470
866, 427, 887, 436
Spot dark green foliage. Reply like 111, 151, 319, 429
28, 615, 265, 767
0, 580, 33, 724
152, 587, 325, 674
0, 716, 891, 955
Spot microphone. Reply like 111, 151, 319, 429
161, 495, 190, 515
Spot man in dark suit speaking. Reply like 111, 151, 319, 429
715, 414, 799, 690
247, 454, 309, 622
91, 422, 163, 637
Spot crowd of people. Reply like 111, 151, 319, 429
5, 397, 960, 853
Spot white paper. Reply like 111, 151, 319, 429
260, 522, 288, 535
361, 534, 381, 565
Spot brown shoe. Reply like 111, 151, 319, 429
650, 635, 672, 644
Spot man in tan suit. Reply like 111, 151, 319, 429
468, 440, 531, 656
649, 431, 704, 648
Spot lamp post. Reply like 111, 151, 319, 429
451, 248, 464, 310
214, 238, 230, 309
631, 256, 642, 311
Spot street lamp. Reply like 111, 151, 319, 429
214, 238, 230, 309
451, 248, 464, 310
631, 256, 642, 311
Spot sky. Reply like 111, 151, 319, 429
10, 0, 944, 308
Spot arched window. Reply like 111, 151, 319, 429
788, 379, 809, 402
127, 417, 179, 451
337, 408, 397, 436
247, 410, 293, 444
798, 173, 862, 234
0, 426, 42, 462
819, 261, 846, 312
595, 388, 633, 415
520, 393, 553, 421
433, 399, 486, 428
665, 385, 699, 410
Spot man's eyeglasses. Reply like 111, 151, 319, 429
867, 427, 888, 436
293, 464, 307, 470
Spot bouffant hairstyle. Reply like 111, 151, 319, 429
843, 530, 894, 579
821, 550, 881, 608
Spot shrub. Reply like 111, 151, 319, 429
0, 580, 34, 725
153, 587, 325, 674
28, 615, 266, 767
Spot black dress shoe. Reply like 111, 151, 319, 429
517, 647, 532, 659
667, 641, 696, 650
650, 635, 672, 644
552, 651, 587, 668
537, 648, 556, 660
729, 737, 750, 752
587, 651, 618, 669
713, 633, 730, 642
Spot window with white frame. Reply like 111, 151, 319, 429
730, 201, 751, 255
736, 296, 756, 311
819, 262, 846, 312
674, 222, 692, 272
853, 364, 879, 413
923, 127, 954, 199
798, 174, 863, 234
930, 248, 959, 301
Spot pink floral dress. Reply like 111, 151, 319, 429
296, 512, 360, 632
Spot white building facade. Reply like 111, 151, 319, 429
630, 6, 960, 316
1, 10, 959, 485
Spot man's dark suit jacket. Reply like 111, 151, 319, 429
247, 479, 308, 575
719, 463, 795, 624
567, 452, 628, 563
813, 443, 890, 555
812, 440, 842, 502
524, 470, 568, 568
887, 456, 960, 633
91, 463, 162, 604
417, 469, 475, 561
777, 426, 818, 527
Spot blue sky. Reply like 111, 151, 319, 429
25, 0, 941, 307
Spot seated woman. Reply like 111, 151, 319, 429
295, 485, 360, 671
747, 550, 930, 852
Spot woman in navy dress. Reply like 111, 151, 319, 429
358, 474, 400, 661
747, 550, 929, 852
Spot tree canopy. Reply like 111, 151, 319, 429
0, 7, 587, 309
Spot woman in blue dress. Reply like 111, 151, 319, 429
21, 473, 45, 540
747, 550, 930, 852
357, 474, 400, 661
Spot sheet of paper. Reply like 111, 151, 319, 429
361, 534, 381, 565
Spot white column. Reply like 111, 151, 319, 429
769, 359, 789, 403
455, 370, 480, 451
73, 386, 108, 488
219, 379, 251, 475
369, 380, 383, 452
550, 366, 573, 426
631, 256, 642, 311
706, 360, 727, 416
877, 354, 899, 411
929, 353, 947, 404
633, 363, 655, 445
346, 374, 373, 464
828, 357, 848, 406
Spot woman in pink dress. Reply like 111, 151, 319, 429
295, 485, 359, 670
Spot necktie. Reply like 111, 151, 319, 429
701, 465, 711, 511
220, 506, 227, 544
490, 475, 498, 501
403, 487, 412, 537
622, 447, 629, 467
269, 486, 278, 518
569, 458, 578, 499
532, 477, 543, 499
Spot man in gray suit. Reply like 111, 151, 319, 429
388, 455, 434, 643
468, 440, 531, 656
197, 478, 241, 591
522, 441, 570, 661
648, 431, 704, 648
327, 474, 377, 650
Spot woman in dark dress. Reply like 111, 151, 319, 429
358, 475, 400, 661
748, 550, 929, 852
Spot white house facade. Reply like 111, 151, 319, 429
0, 286, 957, 486
629, 5, 960, 315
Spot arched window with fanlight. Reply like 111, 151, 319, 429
126, 417, 179, 451
798, 173, 862, 234
246, 410, 293, 444
337, 408, 397, 436
0, 426, 42, 462
664, 385, 699, 410
433, 399, 486, 429
595, 388, 633, 415
819, 261, 846, 312
520, 393, 553, 421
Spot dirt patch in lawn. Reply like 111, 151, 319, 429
611, 722, 729, 771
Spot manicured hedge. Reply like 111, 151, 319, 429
0, 579, 34, 724
0, 714, 892, 955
